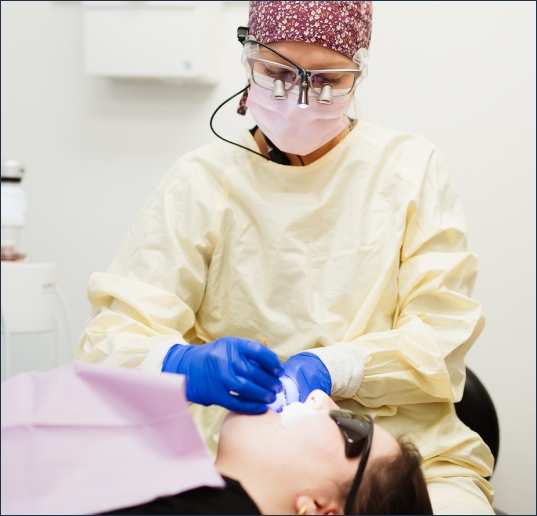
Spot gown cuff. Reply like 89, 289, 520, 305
140, 338, 189, 373
305, 343, 365, 398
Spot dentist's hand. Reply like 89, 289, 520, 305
268, 353, 331, 412
162, 337, 284, 414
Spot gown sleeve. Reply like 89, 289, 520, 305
76, 158, 218, 372
309, 149, 485, 406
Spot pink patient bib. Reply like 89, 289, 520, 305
1, 363, 224, 515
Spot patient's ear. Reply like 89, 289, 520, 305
295, 495, 344, 515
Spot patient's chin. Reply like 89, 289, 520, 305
224, 409, 275, 423
221, 408, 277, 439
222, 410, 242, 426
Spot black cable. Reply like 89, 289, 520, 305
209, 85, 270, 161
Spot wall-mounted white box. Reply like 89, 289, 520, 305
82, 1, 223, 85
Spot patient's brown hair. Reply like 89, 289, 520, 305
349, 440, 433, 515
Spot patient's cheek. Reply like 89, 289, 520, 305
282, 416, 335, 455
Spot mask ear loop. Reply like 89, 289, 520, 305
348, 91, 358, 130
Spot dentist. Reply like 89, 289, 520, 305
78, 2, 494, 514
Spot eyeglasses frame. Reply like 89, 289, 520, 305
246, 56, 363, 97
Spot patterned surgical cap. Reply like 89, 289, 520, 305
248, 1, 373, 60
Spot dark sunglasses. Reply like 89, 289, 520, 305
329, 410, 374, 515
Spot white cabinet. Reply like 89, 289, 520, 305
82, 1, 223, 85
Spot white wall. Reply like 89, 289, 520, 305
1, 1, 535, 513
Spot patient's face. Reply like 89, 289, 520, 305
219, 390, 400, 487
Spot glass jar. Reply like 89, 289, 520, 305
1, 159, 26, 261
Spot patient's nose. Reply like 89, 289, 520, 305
308, 390, 339, 411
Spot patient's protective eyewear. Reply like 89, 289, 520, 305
329, 411, 373, 515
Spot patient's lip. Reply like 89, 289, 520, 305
282, 402, 303, 412
280, 403, 304, 421
281, 401, 317, 421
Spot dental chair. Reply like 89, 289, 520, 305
454, 367, 505, 515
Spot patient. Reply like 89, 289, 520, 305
106, 390, 432, 515
214, 390, 433, 515
1, 364, 432, 515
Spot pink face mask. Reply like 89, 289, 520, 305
246, 73, 351, 157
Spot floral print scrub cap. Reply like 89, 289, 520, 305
249, 0, 373, 60
238, 1, 373, 114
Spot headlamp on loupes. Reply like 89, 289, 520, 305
238, 26, 368, 108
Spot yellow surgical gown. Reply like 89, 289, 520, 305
77, 121, 494, 514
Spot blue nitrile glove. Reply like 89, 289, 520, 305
162, 337, 284, 415
268, 352, 331, 412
